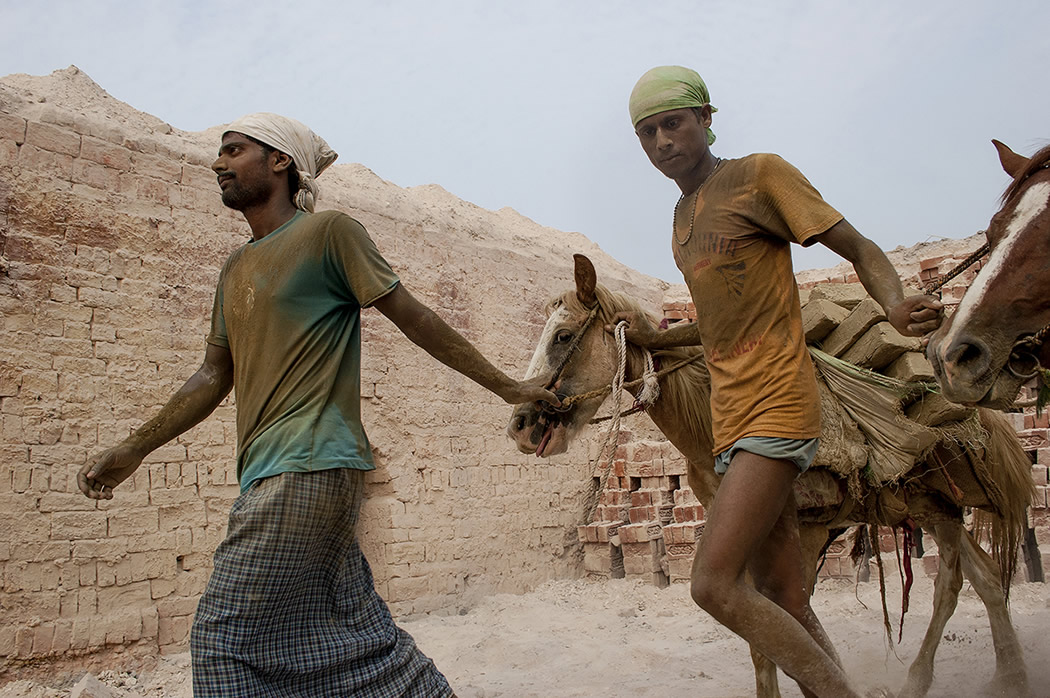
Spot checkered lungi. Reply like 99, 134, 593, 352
190, 468, 453, 697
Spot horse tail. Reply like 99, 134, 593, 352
971, 407, 1036, 597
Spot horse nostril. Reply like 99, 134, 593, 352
951, 343, 983, 367
513, 416, 526, 433
943, 335, 992, 377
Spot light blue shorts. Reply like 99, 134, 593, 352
713, 436, 820, 475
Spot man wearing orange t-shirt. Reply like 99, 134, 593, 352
613, 66, 943, 697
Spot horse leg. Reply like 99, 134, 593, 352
799, 523, 843, 668
899, 521, 964, 698
749, 644, 781, 698
957, 526, 1029, 695
1021, 525, 1044, 582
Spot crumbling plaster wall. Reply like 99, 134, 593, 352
0, 67, 668, 668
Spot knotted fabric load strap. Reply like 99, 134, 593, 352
628, 65, 718, 145
226, 112, 338, 212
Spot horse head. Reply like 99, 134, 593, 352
928, 140, 1050, 407
507, 254, 656, 457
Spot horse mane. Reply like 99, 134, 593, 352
555, 284, 715, 453
1001, 142, 1050, 204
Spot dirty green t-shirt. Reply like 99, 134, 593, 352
207, 210, 399, 491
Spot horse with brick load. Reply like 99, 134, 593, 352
507, 254, 1033, 698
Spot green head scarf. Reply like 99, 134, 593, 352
629, 66, 718, 145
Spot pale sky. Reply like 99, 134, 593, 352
3, 0, 1048, 282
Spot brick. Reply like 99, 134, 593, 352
26, 121, 81, 157
673, 504, 705, 523
884, 351, 936, 383
72, 158, 121, 191
388, 541, 426, 563
802, 298, 850, 344
622, 538, 664, 576
618, 522, 663, 544
806, 282, 868, 310
31, 624, 55, 655
131, 151, 182, 182
0, 112, 27, 143
840, 322, 921, 370
630, 489, 671, 508
79, 136, 132, 170
624, 458, 664, 478
1017, 430, 1049, 451
108, 508, 160, 537
663, 456, 688, 476
582, 541, 623, 578
920, 256, 948, 272
181, 164, 218, 190
18, 143, 75, 181
118, 172, 170, 205
577, 524, 597, 543
628, 505, 658, 524
157, 614, 190, 647
666, 555, 693, 583
597, 488, 630, 507
663, 522, 703, 546
591, 521, 621, 543
821, 298, 885, 356
50, 510, 108, 540
905, 394, 975, 427
388, 575, 429, 600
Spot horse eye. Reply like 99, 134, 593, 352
555, 330, 573, 344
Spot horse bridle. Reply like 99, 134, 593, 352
925, 233, 1049, 381
538, 302, 602, 417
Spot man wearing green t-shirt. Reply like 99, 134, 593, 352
613, 67, 943, 697
78, 113, 558, 697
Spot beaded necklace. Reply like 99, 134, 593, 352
672, 157, 723, 245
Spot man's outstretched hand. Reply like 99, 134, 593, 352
78, 445, 143, 500
500, 376, 561, 409
888, 295, 944, 340
605, 311, 660, 347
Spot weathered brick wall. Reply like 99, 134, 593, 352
0, 67, 668, 671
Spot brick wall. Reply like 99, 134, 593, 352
0, 68, 668, 671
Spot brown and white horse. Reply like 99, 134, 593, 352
928, 140, 1050, 406
508, 254, 1033, 698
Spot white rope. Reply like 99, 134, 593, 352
587, 322, 661, 519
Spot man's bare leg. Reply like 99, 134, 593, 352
690, 450, 859, 698
747, 487, 843, 696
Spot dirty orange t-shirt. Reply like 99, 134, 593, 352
672, 153, 843, 457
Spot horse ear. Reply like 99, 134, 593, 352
992, 139, 1029, 178
573, 254, 597, 307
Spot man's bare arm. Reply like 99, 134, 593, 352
606, 311, 702, 349
78, 343, 234, 499
373, 283, 558, 406
812, 219, 943, 337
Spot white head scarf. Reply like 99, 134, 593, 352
225, 112, 338, 212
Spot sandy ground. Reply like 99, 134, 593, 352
3, 566, 1048, 698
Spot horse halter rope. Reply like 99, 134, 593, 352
536, 300, 705, 422
539, 303, 602, 415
